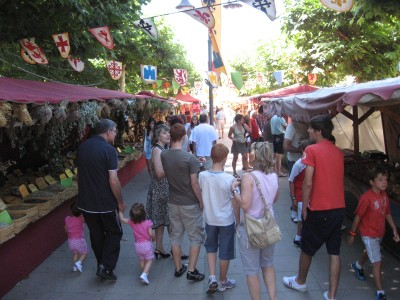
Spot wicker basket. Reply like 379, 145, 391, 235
9, 212, 29, 234
25, 190, 59, 209
7, 204, 39, 223
0, 223, 15, 244
23, 199, 52, 217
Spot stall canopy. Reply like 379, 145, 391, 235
263, 77, 400, 122
249, 84, 319, 102
174, 91, 201, 103
0, 77, 151, 104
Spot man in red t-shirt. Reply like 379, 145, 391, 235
283, 115, 345, 300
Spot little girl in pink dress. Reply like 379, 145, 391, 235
119, 203, 154, 285
65, 202, 88, 272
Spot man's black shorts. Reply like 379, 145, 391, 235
301, 208, 345, 256
272, 134, 284, 154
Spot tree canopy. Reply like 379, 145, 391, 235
0, 0, 198, 94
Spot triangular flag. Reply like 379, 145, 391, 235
51, 32, 70, 58
184, 7, 215, 29
20, 47, 36, 65
174, 69, 188, 86
141, 65, 157, 84
172, 79, 180, 91
240, 0, 277, 21
19, 38, 48, 65
320, 0, 353, 12
163, 81, 171, 93
88, 26, 114, 50
107, 60, 123, 80
273, 70, 284, 86
209, 29, 227, 75
133, 18, 158, 40
231, 72, 244, 90
194, 81, 202, 91
68, 56, 84, 72
156, 79, 163, 87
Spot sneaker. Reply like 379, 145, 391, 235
293, 239, 301, 248
291, 216, 298, 224
186, 268, 205, 281
97, 268, 117, 281
218, 278, 236, 292
206, 278, 218, 294
283, 275, 307, 292
140, 273, 149, 285
351, 261, 366, 281
376, 292, 386, 300
74, 261, 83, 273
323, 291, 337, 300
174, 264, 187, 277
73, 266, 78, 272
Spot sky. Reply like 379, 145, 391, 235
141, 0, 284, 73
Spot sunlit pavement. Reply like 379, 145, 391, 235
4, 124, 400, 300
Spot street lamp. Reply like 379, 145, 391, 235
176, 0, 195, 10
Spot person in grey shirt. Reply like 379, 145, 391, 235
161, 123, 206, 282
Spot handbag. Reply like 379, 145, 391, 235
244, 172, 281, 248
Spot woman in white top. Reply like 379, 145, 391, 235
231, 142, 279, 300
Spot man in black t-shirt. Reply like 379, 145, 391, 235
77, 119, 126, 281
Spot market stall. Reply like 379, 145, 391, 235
263, 77, 400, 258
174, 91, 201, 114
249, 83, 319, 103
0, 77, 173, 296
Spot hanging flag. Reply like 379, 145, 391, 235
68, 56, 84, 72
88, 26, 114, 50
308, 74, 318, 85
207, 71, 219, 86
141, 65, 157, 84
184, 7, 215, 29
133, 18, 158, 40
209, 29, 227, 74
240, 0, 277, 21
256, 71, 264, 84
174, 69, 188, 86
273, 70, 284, 86
51, 32, 70, 58
202, 0, 222, 50
20, 47, 36, 65
19, 38, 48, 65
320, 0, 353, 12
231, 72, 244, 90
107, 60, 123, 80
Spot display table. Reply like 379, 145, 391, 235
0, 156, 145, 297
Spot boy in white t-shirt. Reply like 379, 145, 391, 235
199, 143, 239, 294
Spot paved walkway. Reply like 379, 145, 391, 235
4, 130, 400, 300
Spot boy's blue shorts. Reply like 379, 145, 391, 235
204, 222, 235, 260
